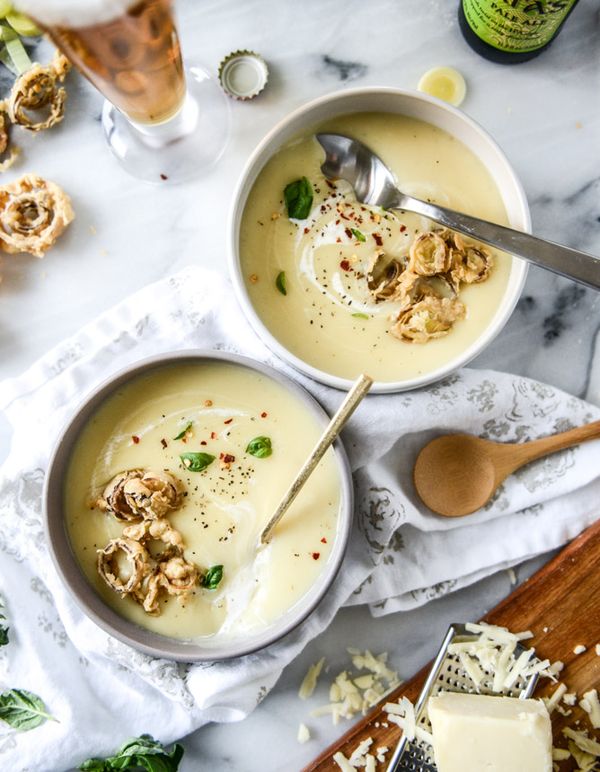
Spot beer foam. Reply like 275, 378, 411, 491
14, 0, 134, 28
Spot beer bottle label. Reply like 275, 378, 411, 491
461, 0, 578, 53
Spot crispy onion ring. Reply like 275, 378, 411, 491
450, 244, 494, 285
97, 537, 151, 596
97, 469, 184, 522
0, 174, 74, 257
7, 51, 70, 132
408, 231, 451, 276
123, 517, 184, 549
391, 296, 466, 343
139, 549, 199, 615
366, 251, 406, 302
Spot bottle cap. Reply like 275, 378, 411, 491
218, 50, 268, 101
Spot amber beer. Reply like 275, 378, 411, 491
39, 0, 186, 125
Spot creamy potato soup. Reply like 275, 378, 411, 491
65, 361, 341, 640
240, 112, 513, 382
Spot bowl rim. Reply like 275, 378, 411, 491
43, 349, 354, 662
228, 85, 531, 393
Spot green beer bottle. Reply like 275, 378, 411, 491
458, 0, 580, 63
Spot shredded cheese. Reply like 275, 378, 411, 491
299, 657, 326, 700
544, 683, 568, 714
297, 723, 310, 744
573, 644, 587, 655
580, 689, 600, 729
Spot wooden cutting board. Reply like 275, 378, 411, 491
305, 518, 600, 771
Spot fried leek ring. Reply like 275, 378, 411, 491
0, 174, 74, 257
97, 537, 151, 596
391, 296, 466, 343
408, 231, 451, 276
7, 50, 70, 132
97, 469, 184, 522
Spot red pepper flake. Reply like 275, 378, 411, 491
320, 537, 327, 544
340, 212, 350, 221
200, 440, 207, 446
326, 180, 336, 190
220, 452, 236, 463
159, 173, 168, 181
260, 411, 268, 418
344, 227, 353, 239
210, 431, 217, 440
373, 233, 383, 246
224, 418, 233, 425
340, 259, 352, 272
399, 224, 406, 233
311, 552, 321, 560
131, 435, 140, 444
303, 227, 310, 234
160, 438, 168, 449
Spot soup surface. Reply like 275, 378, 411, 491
240, 112, 513, 382
66, 362, 341, 640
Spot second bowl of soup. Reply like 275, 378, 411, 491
229, 88, 530, 392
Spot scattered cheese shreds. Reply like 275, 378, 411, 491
332, 751, 354, 772
299, 657, 325, 700
297, 723, 310, 744
544, 683, 568, 714
376, 746, 389, 763
563, 727, 600, 756
333, 737, 378, 772
595, 643, 600, 656
573, 644, 587, 655
580, 689, 600, 729
552, 747, 571, 761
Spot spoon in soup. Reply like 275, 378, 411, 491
259, 373, 373, 545
316, 133, 600, 291
413, 420, 600, 517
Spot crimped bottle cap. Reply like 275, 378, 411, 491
218, 50, 268, 101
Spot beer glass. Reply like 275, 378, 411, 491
15, 0, 231, 183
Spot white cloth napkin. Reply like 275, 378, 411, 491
0, 266, 598, 771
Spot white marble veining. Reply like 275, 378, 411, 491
0, 0, 598, 770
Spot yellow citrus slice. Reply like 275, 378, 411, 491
0, 1, 13, 19
5, 11, 42, 37
417, 66, 467, 107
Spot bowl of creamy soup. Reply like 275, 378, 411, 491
44, 351, 352, 661
229, 88, 530, 392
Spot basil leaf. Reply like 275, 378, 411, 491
275, 271, 287, 296
284, 176, 313, 220
180, 452, 215, 473
173, 421, 193, 441
351, 228, 366, 242
79, 733, 184, 771
246, 436, 273, 459
0, 596, 8, 646
0, 689, 55, 731
202, 565, 223, 590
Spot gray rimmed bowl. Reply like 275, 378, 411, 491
43, 350, 353, 662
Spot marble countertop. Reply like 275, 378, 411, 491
0, 0, 598, 769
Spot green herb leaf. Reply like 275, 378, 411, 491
201, 565, 224, 591
180, 452, 215, 473
284, 176, 313, 220
275, 271, 287, 296
351, 312, 369, 320
79, 733, 184, 771
246, 436, 273, 459
351, 228, 366, 242
173, 421, 193, 441
0, 689, 55, 731
0, 596, 8, 647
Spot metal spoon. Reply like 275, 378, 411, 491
413, 419, 600, 517
316, 133, 600, 291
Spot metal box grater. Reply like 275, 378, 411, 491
386, 623, 540, 772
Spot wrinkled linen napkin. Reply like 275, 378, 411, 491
0, 266, 598, 771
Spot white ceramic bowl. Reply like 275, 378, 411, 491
44, 351, 353, 662
228, 87, 530, 393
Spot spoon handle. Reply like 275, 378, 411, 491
399, 195, 600, 291
496, 419, 600, 480
259, 373, 373, 545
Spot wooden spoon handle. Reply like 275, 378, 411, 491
259, 373, 373, 545
496, 418, 600, 480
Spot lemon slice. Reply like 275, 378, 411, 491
6, 11, 41, 37
417, 66, 467, 107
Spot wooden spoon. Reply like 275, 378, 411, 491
413, 420, 600, 517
